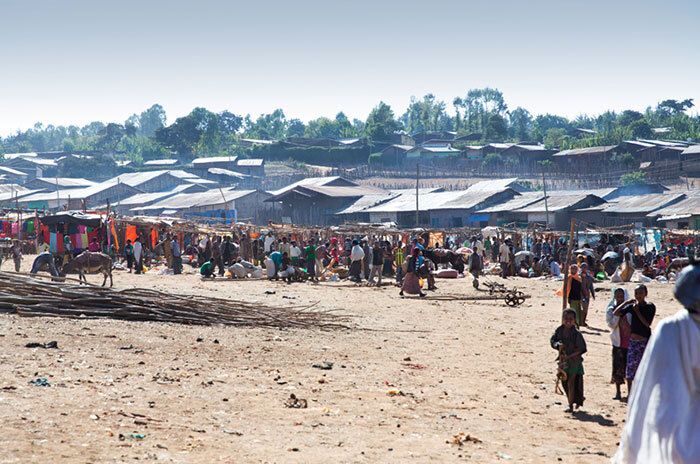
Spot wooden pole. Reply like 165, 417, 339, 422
415, 164, 420, 227
542, 167, 550, 228
561, 218, 576, 311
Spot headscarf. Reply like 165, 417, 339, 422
674, 261, 700, 314
608, 286, 630, 312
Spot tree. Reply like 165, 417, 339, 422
459, 88, 507, 133
58, 154, 117, 178
620, 171, 646, 186
97, 123, 126, 152
657, 99, 694, 115
364, 102, 400, 142
244, 109, 286, 140
508, 107, 532, 141
128, 104, 167, 137
543, 128, 568, 149
286, 119, 306, 137
155, 110, 205, 160
629, 119, 653, 139
453, 97, 463, 132
334, 112, 356, 138
617, 110, 645, 127
533, 114, 571, 142
305, 117, 340, 138
400, 94, 450, 134
484, 114, 508, 141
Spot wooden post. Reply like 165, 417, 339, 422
561, 219, 576, 311
415, 164, 420, 227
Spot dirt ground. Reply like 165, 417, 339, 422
0, 256, 684, 463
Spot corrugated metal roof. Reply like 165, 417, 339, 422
143, 159, 178, 165
115, 185, 196, 206
602, 193, 686, 214
336, 192, 400, 214
467, 178, 520, 192
477, 192, 545, 213
0, 166, 28, 176
435, 190, 511, 210
240, 138, 273, 145
2, 152, 38, 159
487, 143, 514, 150
647, 193, 700, 217
236, 159, 264, 167
191, 156, 238, 165
682, 145, 700, 155
269, 176, 346, 197
553, 145, 617, 157
338, 138, 361, 145
623, 140, 656, 149
111, 170, 175, 187
33, 177, 97, 188
384, 144, 414, 151
517, 193, 603, 213
637, 139, 689, 148
514, 144, 548, 151
410, 145, 461, 153
363, 190, 461, 213
208, 168, 248, 178
17, 189, 85, 202
0, 188, 42, 202
0, 184, 31, 194
297, 185, 384, 198
137, 188, 258, 211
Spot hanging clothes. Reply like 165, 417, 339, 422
151, 228, 158, 248
125, 225, 138, 244
49, 232, 58, 253
110, 220, 119, 252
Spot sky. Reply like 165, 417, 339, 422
1, 0, 698, 135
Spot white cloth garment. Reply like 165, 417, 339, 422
264, 235, 275, 253
605, 287, 631, 347
350, 245, 365, 262
613, 310, 700, 463
133, 241, 143, 260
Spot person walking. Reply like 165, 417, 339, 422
171, 237, 182, 275
499, 239, 510, 279
124, 239, 134, 273
133, 236, 143, 274
10, 240, 22, 272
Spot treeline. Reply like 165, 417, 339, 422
1, 90, 698, 165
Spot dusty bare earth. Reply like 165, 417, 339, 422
0, 257, 683, 463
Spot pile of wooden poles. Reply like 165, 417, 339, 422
0, 272, 350, 330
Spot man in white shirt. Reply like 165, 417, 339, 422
289, 240, 301, 266
264, 232, 275, 254
499, 240, 510, 278
349, 240, 365, 282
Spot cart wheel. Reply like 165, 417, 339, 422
505, 291, 526, 307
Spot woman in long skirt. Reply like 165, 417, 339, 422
400, 248, 426, 298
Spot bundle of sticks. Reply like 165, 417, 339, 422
0, 271, 350, 330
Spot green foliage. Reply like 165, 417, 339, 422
484, 114, 508, 141
620, 171, 647, 186
58, 154, 118, 178
543, 128, 568, 149
249, 143, 369, 166
368, 153, 382, 166
508, 107, 532, 141
482, 153, 502, 167
364, 102, 400, 142
400, 94, 451, 134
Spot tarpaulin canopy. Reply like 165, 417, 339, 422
39, 211, 103, 228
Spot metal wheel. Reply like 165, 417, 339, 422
504, 291, 526, 307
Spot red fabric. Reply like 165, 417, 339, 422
150, 228, 158, 248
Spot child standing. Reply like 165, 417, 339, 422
606, 287, 632, 400
550, 309, 588, 412
618, 284, 656, 392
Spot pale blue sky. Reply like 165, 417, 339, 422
1, 0, 698, 134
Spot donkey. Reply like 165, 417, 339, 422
422, 248, 467, 274
61, 251, 114, 287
